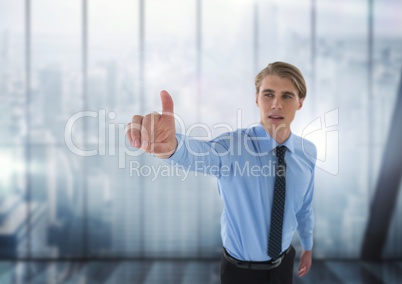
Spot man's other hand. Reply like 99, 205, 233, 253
298, 250, 312, 277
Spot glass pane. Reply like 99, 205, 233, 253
144, 0, 197, 116
87, 0, 139, 148
375, 0, 402, 258
314, 0, 368, 258
371, 1, 402, 182
29, 146, 84, 257
86, 146, 142, 256
143, 0, 203, 257
202, 0, 255, 133
31, 0, 82, 146
0, 0, 25, 146
0, 146, 27, 257
86, 0, 140, 256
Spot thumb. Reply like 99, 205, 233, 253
160, 90, 174, 116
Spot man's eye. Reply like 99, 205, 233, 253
265, 93, 273, 97
283, 95, 292, 99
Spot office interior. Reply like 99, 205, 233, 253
0, 0, 402, 283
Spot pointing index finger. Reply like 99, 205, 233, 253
160, 90, 174, 117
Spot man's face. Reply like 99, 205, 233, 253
256, 75, 304, 134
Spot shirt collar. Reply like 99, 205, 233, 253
254, 123, 295, 153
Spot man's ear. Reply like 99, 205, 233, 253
255, 93, 259, 106
298, 97, 305, 110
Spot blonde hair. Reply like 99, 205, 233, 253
255, 62, 307, 99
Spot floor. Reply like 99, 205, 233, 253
0, 259, 401, 284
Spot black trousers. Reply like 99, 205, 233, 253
220, 246, 296, 284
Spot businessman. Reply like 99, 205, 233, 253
127, 62, 317, 283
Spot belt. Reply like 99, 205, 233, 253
222, 246, 291, 270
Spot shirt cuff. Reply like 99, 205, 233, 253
162, 133, 186, 164
300, 237, 313, 251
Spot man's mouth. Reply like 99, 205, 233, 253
268, 115, 284, 120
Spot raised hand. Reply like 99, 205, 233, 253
127, 90, 178, 159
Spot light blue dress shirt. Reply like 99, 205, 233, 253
165, 123, 317, 261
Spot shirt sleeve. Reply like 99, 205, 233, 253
163, 133, 233, 177
296, 144, 317, 251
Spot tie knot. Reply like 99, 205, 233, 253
276, 146, 287, 159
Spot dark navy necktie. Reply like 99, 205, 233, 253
268, 145, 287, 259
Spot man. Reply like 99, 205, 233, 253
127, 62, 316, 283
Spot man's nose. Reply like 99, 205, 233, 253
271, 97, 282, 109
